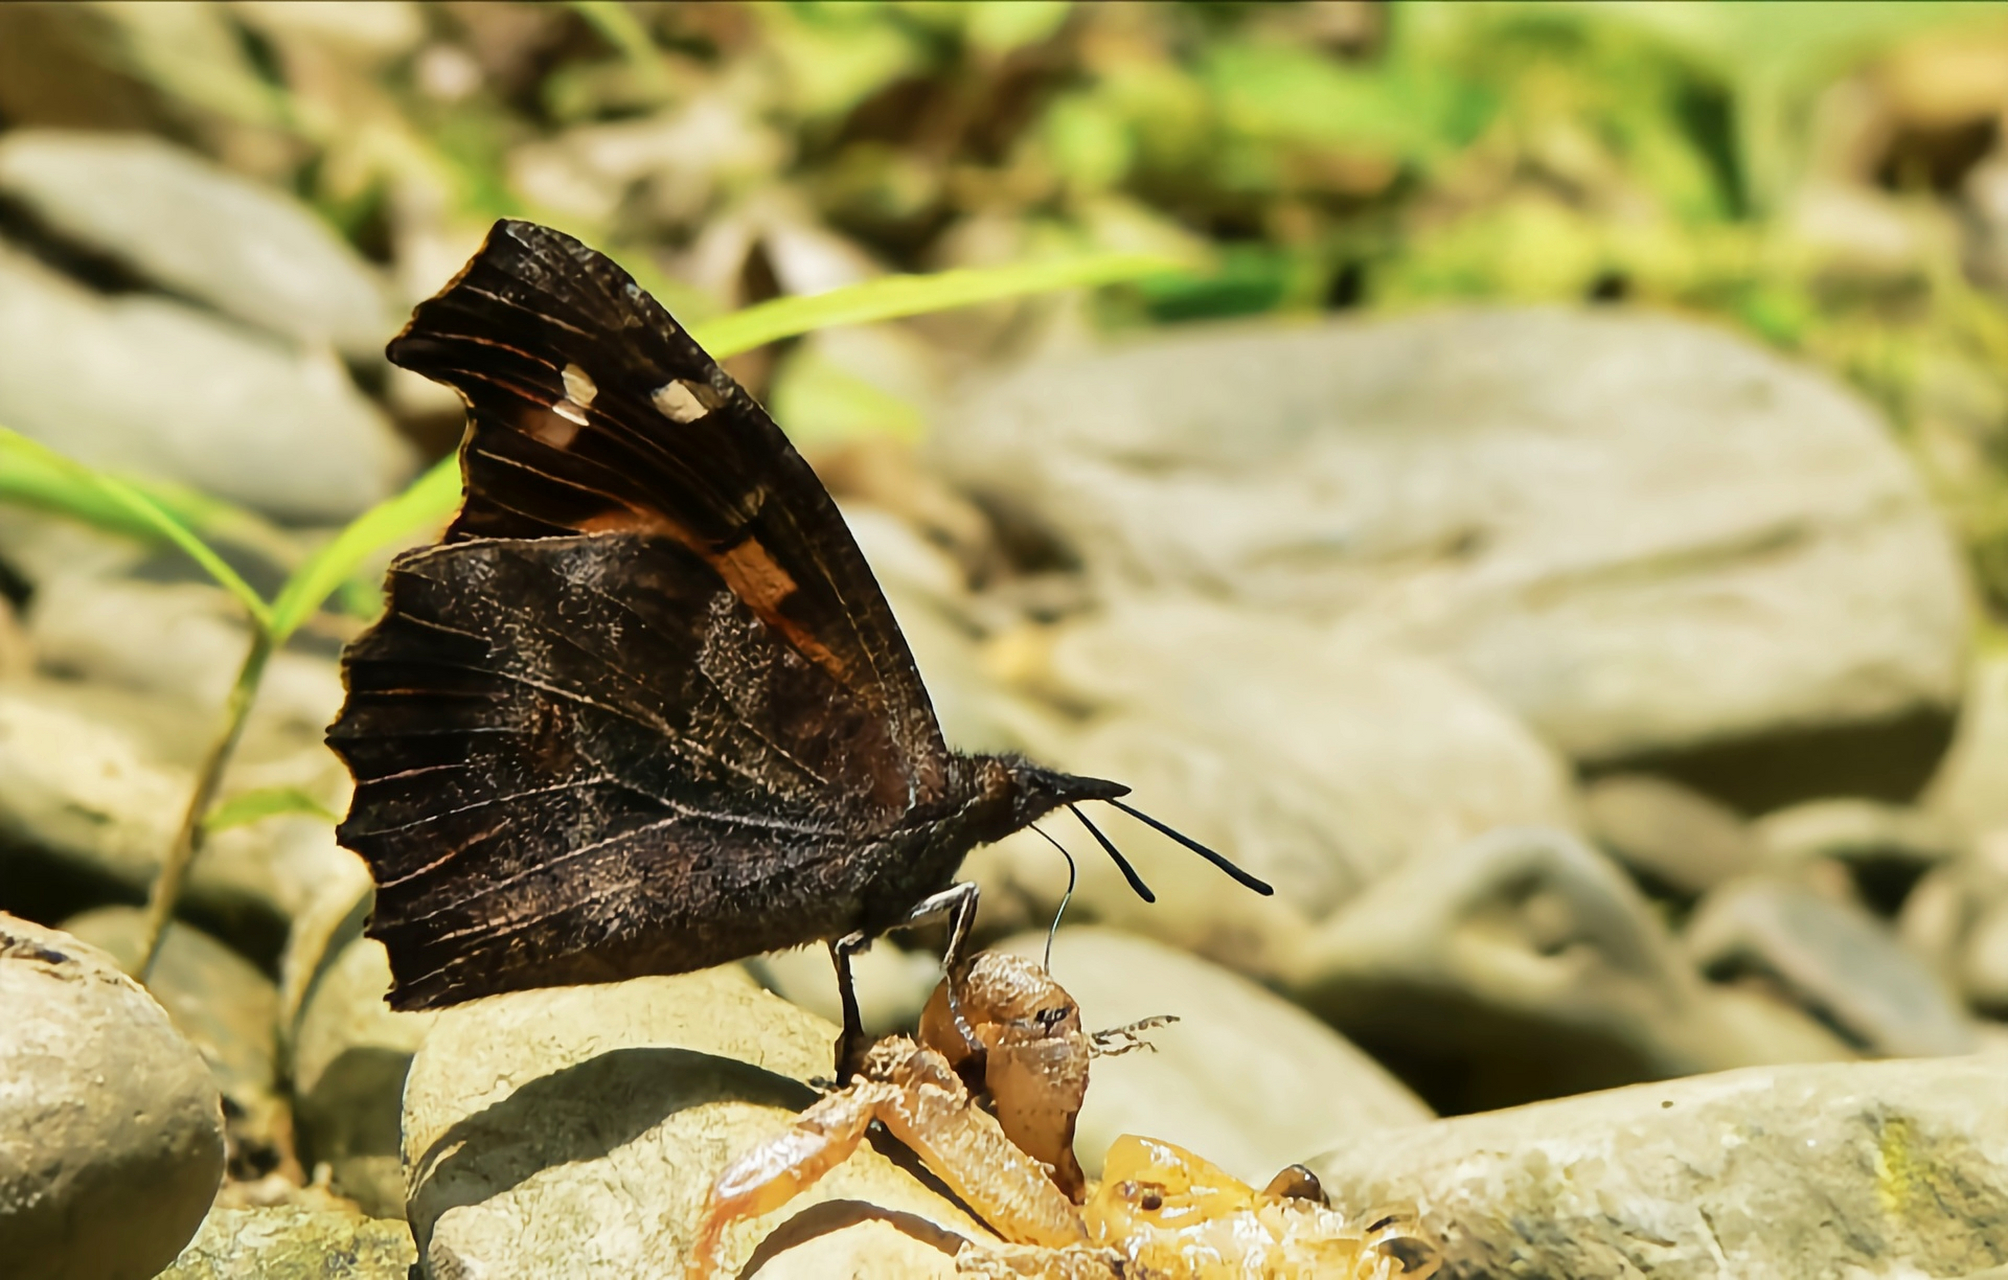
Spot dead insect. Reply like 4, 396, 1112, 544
689, 952, 1438, 1279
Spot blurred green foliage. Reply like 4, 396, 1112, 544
11, 0, 2008, 602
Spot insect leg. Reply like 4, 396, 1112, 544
896, 880, 981, 976
827, 933, 869, 1082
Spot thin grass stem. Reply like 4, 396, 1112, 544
135, 627, 275, 979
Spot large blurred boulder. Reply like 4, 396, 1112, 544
0, 130, 392, 355
1291, 827, 1853, 1113
0, 677, 354, 960
0, 240, 413, 524
1582, 773, 1757, 897
1309, 1055, 2008, 1280
965, 598, 1579, 979
1684, 876, 1977, 1058
0, 913, 225, 1280
939, 308, 1971, 809
26, 576, 345, 739
1928, 646, 2008, 840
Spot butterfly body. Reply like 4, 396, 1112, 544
326, 220, 1132, 1013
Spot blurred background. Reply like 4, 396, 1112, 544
13, 3, 2008, 1275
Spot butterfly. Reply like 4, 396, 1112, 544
325, 220, 1269, 1063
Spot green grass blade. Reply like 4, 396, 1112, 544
0, 427, 272, 629
265, 455, 460, 641
693, 251, 1197, 357
203, 785, 339, 832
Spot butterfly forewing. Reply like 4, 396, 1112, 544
390, 220, 946, 802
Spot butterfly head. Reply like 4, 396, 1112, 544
967, 755, 1276, 905
971, 756, 1129, 832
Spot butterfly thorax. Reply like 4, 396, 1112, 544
850, 754, 1129, 939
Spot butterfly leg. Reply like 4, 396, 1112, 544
828, 934, 871, 1082
900, 880, 981, 976
890, 881, 984, 1068
828, 883, 981, 1081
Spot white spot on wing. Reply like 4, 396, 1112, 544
561, 363, 598, 406
652, 379, 709, 423
550, 363, 596, 428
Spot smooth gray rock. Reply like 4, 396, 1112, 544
0, 913, 225, 1280
276, 864, 427, 1218
1930, 649, 2008, 840
1965, 897, 2008, 1015
292, 930, 435, 1218
1292, 827, 1853, 1113
997, 926, 1432, 1186
1754, 797, 1959, 877
160, 1205, 416, 1279
61, 907, 291, 1182
1686, 876, 1978, 1057
939, 308, 1970, 787
0, 241, 414, 523
402, 967, 986, 1278
838, 499, 1030, 756
1583, 772, 1756, 896
0, 130, 392, 355
27, 576, 346, 738
0, 678, 356, 953
1308, 1055, 2008, 1280
965, 598, 1579, 981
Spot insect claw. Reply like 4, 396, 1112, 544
1090, 1014, 1178, 1057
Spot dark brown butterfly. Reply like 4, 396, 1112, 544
325, 220, 1268, 1063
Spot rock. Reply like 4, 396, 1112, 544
1964, 897, 2008, 1016
27, 576, 346, 738
1685, 877, 1978, 1058
1898, 833, 2008, 1010
1795, 802, 1939, 870
403, 966, 992, 1278
1308, 1055, 2008, 1280
1930, 647, 2008, 839
61, 907, 292, 1182
0, 130, 392, 355
0, 595, 33, 681
996, 927, 1431, 1186
160, 1205, 416, 1279
939, 308, 1970, 807
0, 240, 414, 523
965, 598, 1578, 980
0, 678, 355, 961
0, 913, 225, 1280
1582, 773, 1756, 896
839, 499, 1028, 755
748, 940, 943, 1040
276, 854, 375, 1043
291, 928, 435, 1218
275, 862, 424, 1218
1290, 827, 1853, 1113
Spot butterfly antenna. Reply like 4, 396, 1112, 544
1029, 825, 1078, 971
1067, 804, 1156, 904
1105, 798, 1274, 895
